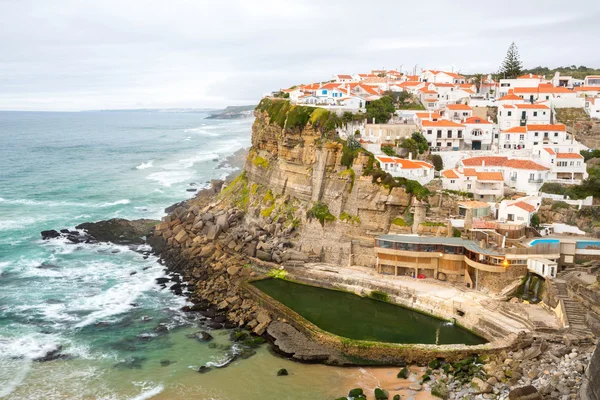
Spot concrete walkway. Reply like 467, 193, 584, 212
302, 263, 561, 334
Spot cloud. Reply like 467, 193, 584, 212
0, 0, 599, 110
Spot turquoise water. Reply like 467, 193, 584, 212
0, 111, 263, 399
252, 279, 487, 345
575, 241, 600, 249
529, 239, 560, 246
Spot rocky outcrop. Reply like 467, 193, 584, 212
75, 218, 158, 245
581, 339, 600, 400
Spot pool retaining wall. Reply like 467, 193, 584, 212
242, 273, 520, 364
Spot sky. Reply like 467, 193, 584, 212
0, 0, 599, 111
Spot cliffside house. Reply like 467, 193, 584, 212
373, 234, 560, 292
498, 124, 572, 151
441, 168, 504, 202
420, 70, 466, 84
420, 119, 466, 151
461, 116, 494, 150
497, 103, 551, 130
497, 197, 540, 226
333, 74, 354, 83
442, 103, 473, 122
584, 97, 600, 118
375, 155, 434, 185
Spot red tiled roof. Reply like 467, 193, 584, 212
527, 124, 566, 131
442, 169, 459, 179
421, 120, 465, 128
502, 126, 527, 133
446, 104, 472, 111
462, 156, 508, 167
497, 93, 523, 101
556, 153, 583, 159
575, 86, 600, 92
416, 112, 442, 119
517, 74, 544, 79
503, 159, 549, 171
510, 201, 536, 213
514, 103, 549, 109
463, 168, 477, 176
463, 116, 492, 124
544, 148, 556, 155
335, 74, 352, 79
476, 172, 504, 181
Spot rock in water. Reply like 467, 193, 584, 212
75, 218, 158, 245
276, 368, 288, 376
374, 388, 388, 400
41, 230, 61, 240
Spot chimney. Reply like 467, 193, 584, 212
409, 152, 413, 160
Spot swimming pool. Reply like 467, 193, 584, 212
530, 239, 560, 246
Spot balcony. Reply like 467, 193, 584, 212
528, 179, 544, 183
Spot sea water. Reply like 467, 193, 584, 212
0, 111, 353, 400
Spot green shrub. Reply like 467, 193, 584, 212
348, 388, 365, 399
552, 201, 570, 210
369, 290, 389, 302
365, 96, 395, 123
339, 168, 356, 192
260, 203, 275, 218
430, 154, 443, 171
262, 189, 274, 204
392, 217, 408, 226
374, 388, 389, 400
267, 269, 288, 279
452, 227, 462, 237
381, 145, 396, 156
411, 132, 429, 154
431, 382, 449, 399
340, 211, 361, 224
421, 221, 446, 227
307, 202, 336, 226
530, 213, 541, 228
252, 156, 270, 168
428, 359, 441, 369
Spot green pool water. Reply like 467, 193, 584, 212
252, 279, 487, 345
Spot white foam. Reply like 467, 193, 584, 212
0, 216, 50, 230
136, 161, 154, 170
128, 384, 164, 400
0, 358, 31, 398
183, 127, 220, 137
0, 261, 11, 274
146, 171, 193, 187
0, 197, 130, 209
163, 153, 219, 170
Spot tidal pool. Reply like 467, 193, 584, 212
252, 278, 487, 345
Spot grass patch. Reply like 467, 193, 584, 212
420, 221, 446, 227
260, 203, 275, 218
369, 290, 390, 302
551, 201, 570, 210
218, 172, 250, 210
339, 168, 356, 192
262, 189, 274, 204
340, 211, 361, 224
267, 269, 288, 279
252, 155, 270, 168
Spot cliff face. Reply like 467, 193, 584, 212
243, 100, 412, 266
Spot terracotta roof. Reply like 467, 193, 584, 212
497, 93, 523, 101
416, 112, 442, 119
397, 159, 433, 169
335, 74, 353, 79
458, 200, 490, 209
544, 148, 556, 155
503, 105, 515, 109
421, 120, 465, 128
575, 86, 600, 92
502, 126, 527, 133
406, 75, 419, 81
476, 172, 504, 181
462, 156, 508, 166
463, 116, 492, 124
358, 84, 380, 95
463, 168, 477, 176
320, 82, 342, 90
517, 74, 544, 79
514, 103, 549, 109
510, 201, 536, 213
419, 88, 438, 94
442, 169, 459, 179
376, 156, 395, 163
513, 87, 540, 94
556, 153, 583, 159
424, 98, 439, 102
446, 104, 472, 111
527, 124, 566, 131
432, 83, 456, 88
537, 84, 573, 94
503, 159, 548, 171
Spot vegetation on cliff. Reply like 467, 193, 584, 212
365, 96, 395, 123
307, 202, 336, 226
256, 98, 343, 134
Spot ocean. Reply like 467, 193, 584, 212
0, 111, 357, 400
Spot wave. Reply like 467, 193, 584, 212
128, 384, 164, 400
183, 127, 220, 137
0, 358, 31, 398
0, 197, 130, 209
0, 216, 51, 231
146, 170, 193, 187
136, 161, 154, 170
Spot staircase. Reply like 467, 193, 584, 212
553, 279, 592, 338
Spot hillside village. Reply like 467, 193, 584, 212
259, 59, 600, 341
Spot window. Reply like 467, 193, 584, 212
458, 130, 463, 138
544, 132, 549, 138
437, 130, 442, 138
448, 130, 453, 138
533, 111, 538, 117
558, 161, 567, 167
447, 142, 452, 147
450, 180, 455, 183
467, 184, 472, 189
554, 132, 559, 137
519, 134, 525, 141
534, 132, 538, 137
570, 161, 574, 166
507, 111, 512, 116
507, 213, 514, 221
534, 142, 538, 145
427, 130, 432, 135
436, 142, 441, 147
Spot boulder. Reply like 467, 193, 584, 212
282, 250, 308, 262
397, 367, 410, 379
216, 214, 229, 232
256, 249, 272, 262
206, 224, 221, 240
471, 377, 492, 394
227, 266, 241, 276
174, 230, 188, 244
199, 244, 215, 258
75, 218, 158, 245
374, 388, 388, 400
41, 230, 61, 240
277, 368, 288, 376
508, 385, 542, 400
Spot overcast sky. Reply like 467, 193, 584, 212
1, 0, 599, 111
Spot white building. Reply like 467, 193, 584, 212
584, 76, 600, 86
499, 123, 570, 150
333, 74, 354, 83
441, 168, 504, 201
497, 74, 545, 97
462, 116, 494, 150
585, 97, 600, 118
443, 104, 473, 122
497, 197, 540, 226
538, 148, 588, 183
375, 155, 434, 185
497, 103, 551, 130
420, 119, 466, 151
420, 70, 466, 84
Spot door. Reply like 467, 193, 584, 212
472, 141, 481, 150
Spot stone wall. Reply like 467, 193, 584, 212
477, 265, 527, 293
581, 340, 600, 400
